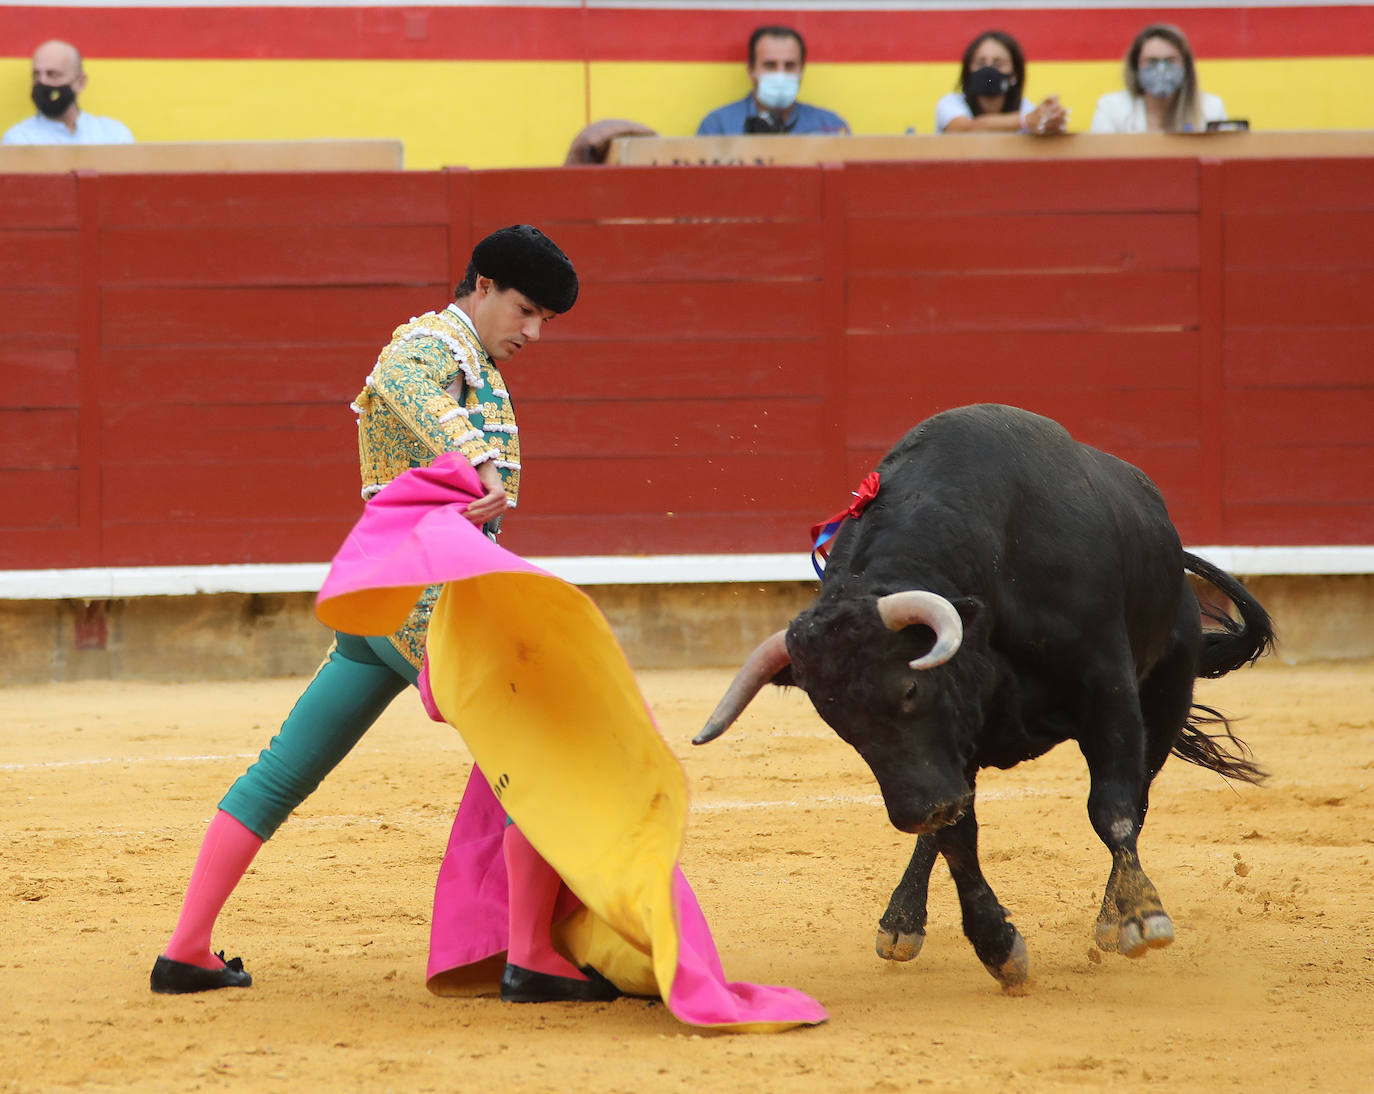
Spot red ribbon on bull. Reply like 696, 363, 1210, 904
809, 471, 881, 578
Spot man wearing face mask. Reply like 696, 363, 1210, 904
3, 39, 134, 146
696, 25, 849, 136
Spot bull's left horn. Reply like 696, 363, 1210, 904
693, 629, 791, 745
875, 591, 963, 669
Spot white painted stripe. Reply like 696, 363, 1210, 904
20, 0, 1361, 9
0, 545, 1369, 600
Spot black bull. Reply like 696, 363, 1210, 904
695, 404, 1273, 988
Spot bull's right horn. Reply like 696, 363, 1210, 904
692, 629, 791, 745
875, 591, 963, 669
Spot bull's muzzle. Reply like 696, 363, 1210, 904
888, 792, 975, 835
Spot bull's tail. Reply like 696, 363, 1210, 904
1173, 551, 1276, 785
1183, 551, 1276, 678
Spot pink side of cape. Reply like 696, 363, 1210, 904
318, 453, 826, 1031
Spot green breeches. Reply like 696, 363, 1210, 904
218, 632, 419, 840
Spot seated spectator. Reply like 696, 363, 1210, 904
563, 118, 657, 165
696, 25, 849, 136
3, 39, 134, 145
935, 30, 1068, 136
1090, 23, 1226, 133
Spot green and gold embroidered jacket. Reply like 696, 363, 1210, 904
351, 303, 520, 668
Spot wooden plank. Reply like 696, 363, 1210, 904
0, 141, 404, 177
471, 167, 825, 224
502, 511, 821, 558
0, 527, 86, 570
0, 409, 79, 469
0, 470, 79, 529
1225, 390, 1374, 449
101, 404, 357, 464
102, 460, 358, 523
846, 271, 1200, 333
0, 174, 78, 229
1222, 158, 1374, 213
0, 289, 78, 341
1225, 211, 1374, 269
100, 285, 450, 348
516, 453, 834, 517
844, 159, 1199, 217
0, 229, 80, 290
511, 220, 824, 282
1221, 503, 1374, 545
843, 385, 1204, 454
847, 213, 1199, 274
94, 171, 444, 229
1225, 269, 1374, 327
517, 338, 824, 401
100, 225, 450, 287
1224, 445, 1374, 505
101, 519, 357, 567
102, 345, 376, 404
846, 331, 1200, 392
1223, 331, 1374, 388
0, 348, 79, 408
518, 398, 824, 459
557, 280, 825, 340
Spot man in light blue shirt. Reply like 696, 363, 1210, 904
3, 39, 134, 146
697, 26, 849, 137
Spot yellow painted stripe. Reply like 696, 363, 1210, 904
4, 57, 1371, 168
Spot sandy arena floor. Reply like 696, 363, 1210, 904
2, 660, 1371, 1093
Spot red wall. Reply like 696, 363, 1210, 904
2, 159, 1371, 570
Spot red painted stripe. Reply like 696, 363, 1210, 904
1, 5, 1370, 61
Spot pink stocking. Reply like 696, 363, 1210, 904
503, 824, 584, 980
162, 811, 264, 969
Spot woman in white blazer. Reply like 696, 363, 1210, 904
1090, 23, 1226, 133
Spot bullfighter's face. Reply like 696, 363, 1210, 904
469, 277, 557, 363
785, 597, 977, 833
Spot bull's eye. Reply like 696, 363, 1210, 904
901, 681, 919, 708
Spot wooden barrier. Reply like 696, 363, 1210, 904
0, 140, 404, 174
609, 130, 1374, 167
1, 156, 1370, 573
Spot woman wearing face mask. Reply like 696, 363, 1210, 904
934, 30, 1068, 136
1090, 23, 1226, 133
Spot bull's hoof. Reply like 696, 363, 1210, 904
875, 927, 925, 962
983, 931, 1029, 988
1102, 912, 1175, 958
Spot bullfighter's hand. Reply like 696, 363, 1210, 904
464, 462, 509, 525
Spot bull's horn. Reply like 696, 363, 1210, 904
692, 629, 791, 745
875, 591, 963, 669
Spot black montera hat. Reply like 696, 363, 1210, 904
471, 224, 579, 314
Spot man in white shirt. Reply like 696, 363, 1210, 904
3, 39, 134, 145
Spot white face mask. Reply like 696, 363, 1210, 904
755, 72, 800, 111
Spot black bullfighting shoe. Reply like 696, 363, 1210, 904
150, 951, 252, 994
499, 962, 621, 1003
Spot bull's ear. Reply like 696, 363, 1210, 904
770, 664, 796, 688
953, 597, 988, 642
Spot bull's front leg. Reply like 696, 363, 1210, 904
877, 833, 937, 961
934, 805, 1029, 988
1081, 727, 1175, 957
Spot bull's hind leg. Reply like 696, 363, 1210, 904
934, 804, 1029, 987
1080, 673, 1179, 958
877, 834, 937, 961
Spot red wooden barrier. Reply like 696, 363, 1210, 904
1, 159, 1370, 571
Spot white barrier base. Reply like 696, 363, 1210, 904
0, 547, 1371, 600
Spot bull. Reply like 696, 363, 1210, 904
695, 404, 1273, 988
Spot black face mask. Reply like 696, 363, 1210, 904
965, 66, 1012, 98
744, 111, 797, 135
32, 81, 77, 118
